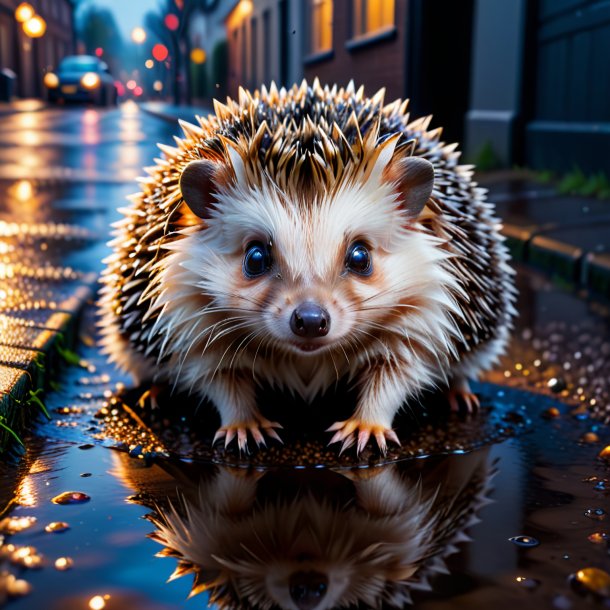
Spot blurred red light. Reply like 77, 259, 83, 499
126, 79, 137, 90
114, 81, 125, 96
164, 14, 179, 31
152, 44, 169, 62
95, 47, 103, 57
133, 86, 143, 97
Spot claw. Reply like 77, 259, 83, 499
357, 429, 371, 455
249, 426, 265, 447
339, 434, 356, 455
225, 428, 236, 448
446, 380, 480, 414
328, 417, 400, 455
213, 416, 283, 453
137, 384, 164, 410
264, 427, 284, 443
213, 428, 226, 445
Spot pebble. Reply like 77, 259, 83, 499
569, 567, 610, 599
509, 535, 540, 548
54, 556, 74, 570
587, 532, 609, 544
44, 521, 70, 533
580, 432, 599, 444
51, 492, 90, 505
584, 508, 606, 521
542, 407, 561, 419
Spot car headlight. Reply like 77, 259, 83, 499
43, 72, 59, 89
80, 72, 101, 89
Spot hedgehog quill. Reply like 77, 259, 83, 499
99, 80, 516, 454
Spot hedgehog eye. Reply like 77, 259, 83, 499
346, 242, 372, 276
243, 241, 271, 278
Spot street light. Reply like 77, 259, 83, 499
14, 2, 34, 23
152, 44, 169, 62
190, 48, 206, 64
131, 27, 146, 44
22, 15, 46, 38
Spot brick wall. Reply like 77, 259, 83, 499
303, 0, 406, 101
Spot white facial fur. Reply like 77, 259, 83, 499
146, 148, 463, 401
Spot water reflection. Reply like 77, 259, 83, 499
114, 449, 493, 609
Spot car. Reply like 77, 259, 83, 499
44, 55, 118, 106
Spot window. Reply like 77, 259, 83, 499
307, 0, 333, 55
352, 0, 394, 38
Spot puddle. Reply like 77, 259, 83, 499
0, 303, 609, 609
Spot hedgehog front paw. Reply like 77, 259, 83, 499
213, 416, 283, 453
327, 418, 400, 456
446, 378, 480, 414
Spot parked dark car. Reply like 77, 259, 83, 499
44, 55, 118, 106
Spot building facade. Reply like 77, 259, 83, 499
303, 0, 407, 102
225, 0, 303, 96
220, 0, 608, 174
0, 0, 75, 99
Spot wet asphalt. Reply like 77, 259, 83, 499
0, 104, 609, 609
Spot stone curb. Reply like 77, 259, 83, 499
502, 223, 610, 299
0, 277, 97, 452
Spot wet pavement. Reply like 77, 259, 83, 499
0, 104, 609, 609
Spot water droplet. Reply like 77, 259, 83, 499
44, 521, 70, 533
5, 573, 32, 597
10, 545, 44, 569
89, 595, 110, 610
128, 444, 143, 458
51, 491, 90, 505
54, 556, 74, 570
515, 576, 540, 590
542, 407, 561, 419
547, 377, 566, 392
569, 567, 610, 599
509, 535, 540, 547
588, 532, 609, 544
584, 508, 606, 521
580, 432, 599, 444
0, 516, 37, 534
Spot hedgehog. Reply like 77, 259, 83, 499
110, 449, 495, 610
99, 79, 516, 454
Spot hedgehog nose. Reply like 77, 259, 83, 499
290, 303, 330, 338
289, 571, 329, 610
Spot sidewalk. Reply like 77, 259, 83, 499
0, 188, 98, 452
480, 170, 610, 299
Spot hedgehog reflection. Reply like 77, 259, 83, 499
115, 451, 493, 609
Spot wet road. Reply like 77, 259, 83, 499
0, 104, 610, 609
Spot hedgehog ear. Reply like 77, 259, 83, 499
179, 159, 220, 219
386, 156, 435, 219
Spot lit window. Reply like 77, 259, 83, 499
308, 0, 333, 55
352, 0, 394, 37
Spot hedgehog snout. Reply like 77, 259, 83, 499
289, 303, 330, 338
289, 571, 329, 610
